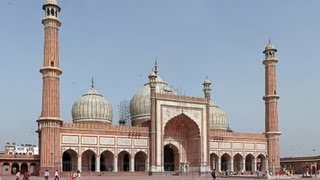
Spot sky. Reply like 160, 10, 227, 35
0, 0, 319, 158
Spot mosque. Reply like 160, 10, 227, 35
0, 0, 281, 176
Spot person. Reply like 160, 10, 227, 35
75, 170, 81, 180
71, 170, 76, 180
44, 169, 49, 180
16, 170, 20, 180
54, 169, 60, 180
211, 169, 216, 180
23, 171, 30, 180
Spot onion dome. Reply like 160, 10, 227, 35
130, 74, 175, 126
71, 80, 113, 123
209, 104, 231, 131
264, 39, 277, 53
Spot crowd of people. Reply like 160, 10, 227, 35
15, 169, 81, 180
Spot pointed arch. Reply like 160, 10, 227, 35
11, 162, 19, 174
134, 151, 147, 171
164, 113, 201, 171
118, 150, 131, 172
100, 150, 114, 171
245, 154, 255, 171
164, 113, 200, 137
164, 143, 179, 171
210, 153, 219, 171
233, 153, 243, 172
256, 154, 266, 171
62, 149, 78, 171
82, 149, 96, 172
221, 153, 231, 171
21, 163, 28, 174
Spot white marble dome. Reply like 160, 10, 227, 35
130, 75, 175, 125
209, 104, 230, 131
72, 86, 113, 123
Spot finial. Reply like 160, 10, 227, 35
91, 77, 95, 88
268, 38, 271, 44
154, 56, 158, 74
203, 76, 211, 84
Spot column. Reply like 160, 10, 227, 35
130, 157, 135, 172
113, 156, 118, 172
77, 156, 82, 172
218, 157, 221, 172
242, 158, 246, 172
253, 158, 257, 171
230, 158, 234, 172
146, 157, 149, 172
95, 156, 100, 172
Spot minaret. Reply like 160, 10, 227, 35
263, 41, 281, 171
148, 69, 157, 174
203, 77, 211, 172
37, 0, 62, 175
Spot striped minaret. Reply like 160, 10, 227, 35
37, 0, 63, 175
263, 41, 281, 172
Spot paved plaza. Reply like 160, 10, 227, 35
1, 175, 319, 180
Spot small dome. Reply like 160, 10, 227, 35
72, 86, 113, 123
130, 75, 175, 126
264, 43, 277, 52
209, 104, 230, 131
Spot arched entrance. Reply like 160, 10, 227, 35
11, 162, 19, 174
221, 153, 231, 171
233, 153, 243, 172
100, 150, 114, 171
21, 163, 28, 174
164, 144, 178, 171
210, 153, 218, 170
29, 163, 37, 175
118, 151, 130, 171
245, 154, 255, 171
2, 162, 10, 175
82, 150, 96, 172
256, 154, 266, 171
62, 149, 78, 171
164, 114, 200, 172
134, 151, 147, 171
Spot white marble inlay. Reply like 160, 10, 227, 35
233, 143, 243, 149
245, 143, 255, 150
134, 139, 148, 146
100, 137, 114, 145
220, 142, 231, 149
82, 136, 97, 145
256, 143, 266, 150
210, 142, 219, 149
118, 138, 132, 146
62, 135, 78, 144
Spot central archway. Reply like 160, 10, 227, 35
164, 113, 200, 172
164, 144, 178, 171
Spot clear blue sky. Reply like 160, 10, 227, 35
0, 0, 319, 157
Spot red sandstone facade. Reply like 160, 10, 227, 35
0, 0, 282, 177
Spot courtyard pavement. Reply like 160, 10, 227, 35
1, 175, 319, 180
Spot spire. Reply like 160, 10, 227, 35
91, 77, 95, 88
154, 57, 158, 75
268, 38, 271, 44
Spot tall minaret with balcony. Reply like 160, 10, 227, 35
263, 41, 281, 171
37, 0, 63, 175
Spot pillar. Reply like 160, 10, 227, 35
95, 156, 100, 172
230, 158, 234, 172
77, 156, 82, 172
130, 157, 135, 172
113, 156, 118, 172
